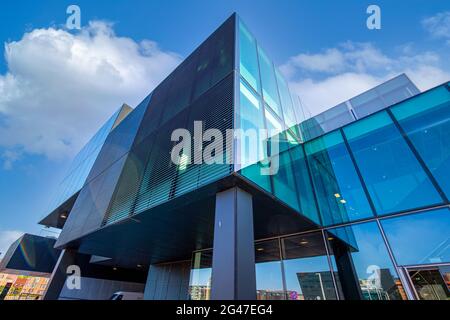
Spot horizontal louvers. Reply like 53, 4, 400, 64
102, 74, 234, 226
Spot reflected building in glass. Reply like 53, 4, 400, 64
32, 13, 450, 301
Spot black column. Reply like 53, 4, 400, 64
43, 249, 77, 300
210, 187, 256, 300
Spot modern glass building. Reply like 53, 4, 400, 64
37, 14, 450, 300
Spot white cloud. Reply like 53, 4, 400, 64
422, 11, 450, 42
281, 43, 392, 77
0, 21, 181, 166
281, 42, 450, 117
1, 150, 21, 170
0, 230, 23, 259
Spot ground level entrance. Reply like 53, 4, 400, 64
403, 265, 450, 300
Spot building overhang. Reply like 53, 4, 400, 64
38, 192, 79, 229
56, 174, 321, 270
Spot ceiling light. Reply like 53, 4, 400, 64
60, 214, 67, 219
340, 199, 347, 204
256, 248, 264, 251
334, 193, 341, 198
300, 241, 309, 245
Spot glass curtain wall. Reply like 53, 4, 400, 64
190, 206, 450, 300
237, 18, 320, 225
304, 131, 373, 225
343, 111, 443, 215
390, 84, 450, 199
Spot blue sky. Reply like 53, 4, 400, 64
0, 0, 449, 257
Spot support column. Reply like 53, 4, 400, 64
210, 187, 256, 300
43, 249, 77, 300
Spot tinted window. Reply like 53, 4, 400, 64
239, 21, 260, 92
391, 85, 450, 199
381, 208, 450, 265
258, 46, 281, 117
305, 131, 373, 226
255, 240, 284, 300
282, 232, 338, 300
327, 222, 406, 300
343, 111, 443, 215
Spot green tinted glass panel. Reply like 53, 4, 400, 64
239, 79, 268, 166
343, 111, 443, 215
290, 146, 321, 224
239, 21, 260, 92
272, 150, 300, 211
239, 79, 271, 192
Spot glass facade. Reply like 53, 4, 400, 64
231, 33, 450, 299
189, 250, 212, 300
390, 84, 450, 199
50, 13, 450, 301
327, 222, 405, 300
343, 111, 443, 215
381, 208, 450, 266
298, 74, 420, 142
305, 131, 373, 225
282, 232, 338, 300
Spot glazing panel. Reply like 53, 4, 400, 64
327, 222, 406, 300
343, 111, 443, 215
272, 150, 299, 211
275, 69, 296, 129
305, 131, 373, 226
238, 79, 272, 192
381, 208, 450, 265
255, 240, 285, 300
289, 146, 321, 224
238, 79, 268, 167
282, 232, 338, 300
391, 85, 450, 199
238, 21, 260, 92
258, 46, 281, 117
189, 250, 212, 300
